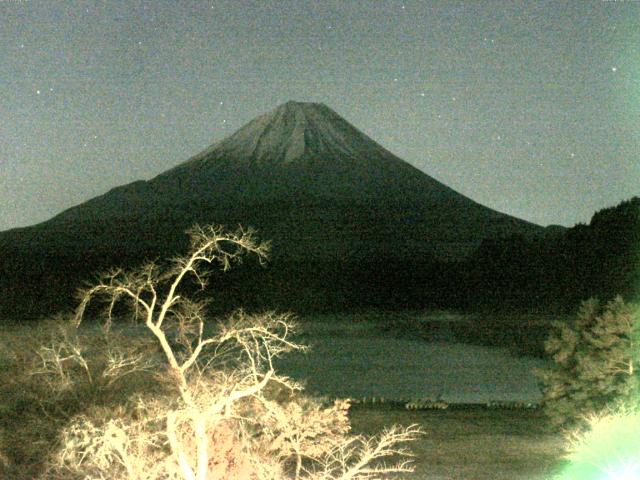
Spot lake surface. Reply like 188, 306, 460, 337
275, 319, 548, 404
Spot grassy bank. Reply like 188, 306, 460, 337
349, 403, 567, 480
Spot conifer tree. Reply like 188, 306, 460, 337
535, 296, 640, 428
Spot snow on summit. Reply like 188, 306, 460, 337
178, 101, 407, 170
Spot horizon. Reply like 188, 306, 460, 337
2, 1, 638, 230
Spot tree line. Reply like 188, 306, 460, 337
0, 197, 637, 318
461, 196, 639, 312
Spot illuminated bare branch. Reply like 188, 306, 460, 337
46, 224, 421, 480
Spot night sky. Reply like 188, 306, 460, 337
2, 0, 638, 231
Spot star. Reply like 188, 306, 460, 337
36, 90, 41, 95
611, 66, 617, 72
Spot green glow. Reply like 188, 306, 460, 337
603, 463, 640, 480
553, 405, 640, 479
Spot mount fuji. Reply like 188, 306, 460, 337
0, 101, 545, 315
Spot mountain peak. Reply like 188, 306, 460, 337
170, 100, 378, 169
278, 100, 327, 110
175, 101, 402, 171
273, 100, 336, 119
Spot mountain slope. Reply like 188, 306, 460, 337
37, 101, 540, 257
0, 101, 545, 315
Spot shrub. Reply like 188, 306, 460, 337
0, 316, 165, 479
25, 225, 421, 480
535, 296, 640, 429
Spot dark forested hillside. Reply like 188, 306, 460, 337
462, 197, 640, 311
0, 195, 636, 318
0, 102, 545, 319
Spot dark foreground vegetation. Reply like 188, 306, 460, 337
3, 298, 637, 479
0, 314, 565, 480
349, 404, 566, 480
0, 197, 637, 319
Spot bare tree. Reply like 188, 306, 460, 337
42, 224, 421, 480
